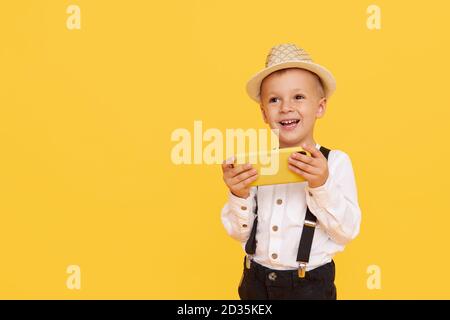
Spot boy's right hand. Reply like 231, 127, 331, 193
222, 158, 258, 199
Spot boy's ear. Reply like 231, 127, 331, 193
260, 104, 269, 123
316, 97, 327, 119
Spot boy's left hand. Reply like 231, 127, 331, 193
288, 143, 329, 189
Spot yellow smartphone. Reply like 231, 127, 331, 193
233, 146, 312, 186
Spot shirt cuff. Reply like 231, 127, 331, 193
305, 174, 338, 209
228, 191, 255, 220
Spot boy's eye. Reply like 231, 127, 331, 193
295, 94, 305, 100
269, 97, 279, 103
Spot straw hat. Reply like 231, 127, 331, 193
246, 43, 336, 103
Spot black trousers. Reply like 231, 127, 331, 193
238, 257, 337, 300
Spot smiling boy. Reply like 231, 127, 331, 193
220, 44, 362, 300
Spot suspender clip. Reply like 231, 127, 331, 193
245, 255, 252, 269
298, 262, 307, 278
304, 220, 317, 228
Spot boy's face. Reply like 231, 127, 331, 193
259, 68, 327, 148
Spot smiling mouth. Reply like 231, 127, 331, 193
279, 119, 300, 127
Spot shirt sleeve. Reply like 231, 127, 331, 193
304, 150, 362, 245
220, 187, 257, 243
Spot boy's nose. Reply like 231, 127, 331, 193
280, 102, 294, 112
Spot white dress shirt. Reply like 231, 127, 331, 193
221, 143, 362, 271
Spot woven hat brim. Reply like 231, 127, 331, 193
246, 61, 336, 103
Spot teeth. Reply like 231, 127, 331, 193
280, 119, 299, 125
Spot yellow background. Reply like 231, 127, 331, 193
1, 0, 449, 299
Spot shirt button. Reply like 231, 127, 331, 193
242, 224, 247, 228
241, 206, 247, 210
308, 191, 313, 197
272, 225, 278, 232
271, 253, 278, 259
268, 272, 277, 281
276, 199, 283, 205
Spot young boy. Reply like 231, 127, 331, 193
220, 43, 361, 300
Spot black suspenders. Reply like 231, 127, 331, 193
244, 146, 331, 278
244, 189, 258, 255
